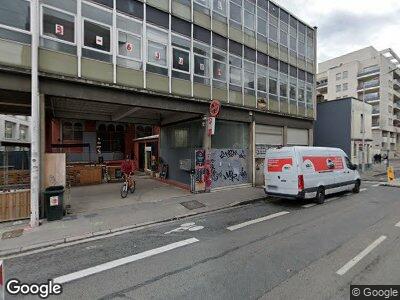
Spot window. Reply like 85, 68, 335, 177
147, 27, 168, 75
280, 76, 288, 98
229, 54, 242, 90
83, 20, 111, 52
213, 0, 226, 17
336, 73, 341, 81
91, 0, 113, 8
194, 0, 210, 15
0, 0, 30, 32
229, 0, 242, 29
343, 71, 348, 79
244, 60, 255, 93
117, 15, 142, 61
62, 121, 83, 140
244, 0, 255, 33
269, 75, 278, 95
336, 84, 341, 92
4, 121, 14, 139
98, 123, 125, 152
19, 125, 28, 141
42, 6, 75, 44
343, 83, 348, 91
193, 41, 210, 85
116, 0, 143, 19
257, 65, 267, 92
135, 124, 153, 138
212, 35, 227, 87
172, 34, 191, 80
257, 6, 267, 39
146, 6, 168, 29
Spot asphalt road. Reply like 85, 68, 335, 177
4, 180, 400, 300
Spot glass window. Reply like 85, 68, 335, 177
90, 0, 113, 8
269, 23, 278, 42
62, 121, 73, 140
280, 77, 288, 98
269, 76, 277, 95
116, 0, 143, 19
244, 0, 255, 32
19, 125, 28, 141
298, 83, 305, 102
343, 71, 348, 79
213, 0, 226, 16
42, 6, 75, 44
257, 65, 268, 92
244, 60, 255, 91
172, 34, 191, 80
4, 121, 14, 139
194, 41, 210, 85
213, 49, 227, 84
0, 0, 30, 31
147, 27, 168, 74
173, 48, 190, 72
290, 84, 296, 100
229, 0, 242, 28
229, 55, 242, 87
194, 0, 210, 15
118, 31, 141, 60
146, 6, 168, 29
83, 20, 111, 52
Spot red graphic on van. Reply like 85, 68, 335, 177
303, 156, 344, 172
267, 158, 293, 172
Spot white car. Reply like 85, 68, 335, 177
264, 146, 361, 204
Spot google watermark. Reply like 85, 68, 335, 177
351, 285, 400, 299
6, 279, 62, 299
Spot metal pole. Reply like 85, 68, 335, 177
30, 0, 40, 228
361, 81, 365, 172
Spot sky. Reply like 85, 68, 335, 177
276, 0, 400, 63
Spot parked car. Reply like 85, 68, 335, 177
264, 146, 360, 204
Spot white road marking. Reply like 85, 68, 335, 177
227, 211, 290, 231
372, 184, 381, 187
395, 221, 400, 228
360, 188, 367, 192
164, 222, 204, 234
53, 238, 199, 284
336, 235, 387, 276
302, 203, 316, 208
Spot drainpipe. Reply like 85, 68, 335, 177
30, 0, 40, 228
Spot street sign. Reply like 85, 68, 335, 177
209, 100, 221, 117
207, 117, 215, 136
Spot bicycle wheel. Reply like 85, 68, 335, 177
130, 180, 136, 193
120, 183, 128, 198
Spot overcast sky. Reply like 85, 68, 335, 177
276, 0, 400, 62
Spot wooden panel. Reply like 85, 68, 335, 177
0, 170, 30, 186
67, 164, 102, 186
0, 190, 30, 222
44, 153, 66, 188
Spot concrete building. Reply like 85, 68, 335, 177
316, 47, 400, 158
0, 0, 316, 193
0, 115, 31, 149
314, 97, 373, 168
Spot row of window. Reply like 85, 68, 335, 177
4, 121, 28, 141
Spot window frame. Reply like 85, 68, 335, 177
40, 4, 77, 46
82, 17, 112, 54
244, 59, 255, 91
116, 13, 142, 62
4, 121, 15, 139
229, 53, 242, 88
0, 0, 31, 35
212, 48, 227, 84
243, 0, 255, 32
229, 0, 242, 28
212, 0, 227, 17
171, 33, 191, 76
146, 24, 169, 69
193, 40, 211, 83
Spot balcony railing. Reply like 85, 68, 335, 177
316, 81, 327, 88
361, 92, 380, 102
358, 67, 380, 77
358, 79, 380, 90
372, 109, 380, 114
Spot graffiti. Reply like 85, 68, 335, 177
219, 149, 246, 159
210, 149, 249, 188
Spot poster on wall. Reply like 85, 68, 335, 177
55, 24, 64, 36
194, 149, 206, 192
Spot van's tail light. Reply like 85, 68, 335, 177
298, 175, 304, 191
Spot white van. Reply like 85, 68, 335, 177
264, 146, 361, 204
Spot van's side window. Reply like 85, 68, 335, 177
345, 156, 352, 169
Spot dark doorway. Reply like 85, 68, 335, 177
139, 143, 145, 170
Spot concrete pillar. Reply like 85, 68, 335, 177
40, 94, 46, 218
202, 115, 211, 152
283, 126, 288, 146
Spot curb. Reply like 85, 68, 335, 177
0, 196, 266, 258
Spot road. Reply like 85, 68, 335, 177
4, 181, 400, 300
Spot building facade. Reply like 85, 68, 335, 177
314, 98, 373, 168
317, 47, 400, 158
0, 0, 316, 191
0, 115, 31, 148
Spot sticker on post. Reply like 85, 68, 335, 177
55, 24, 64, 36
50, 196, 59, 207
96, 36, 103, 46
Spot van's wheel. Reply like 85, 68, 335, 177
353, 180, 361, 193
315, 187, 325, 204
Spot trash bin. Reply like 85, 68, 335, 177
44, 186, 65, 221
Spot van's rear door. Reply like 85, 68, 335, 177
265, 148, 298, 196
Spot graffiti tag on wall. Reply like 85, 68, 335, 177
210, 149, 249, 188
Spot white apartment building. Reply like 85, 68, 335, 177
316, 46, 400, 158
0, 114, 31, 150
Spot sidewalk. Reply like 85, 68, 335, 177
0, 186, 266, 257
361, 160, 400, 182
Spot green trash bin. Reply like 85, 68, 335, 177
44, 186, 65, 221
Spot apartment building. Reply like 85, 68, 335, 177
0, 115, 31, 149
316, 47, 400, 158
0, 0, 316, 191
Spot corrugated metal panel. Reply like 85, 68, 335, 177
255, 125, 283, 145
287, 128, 309, 145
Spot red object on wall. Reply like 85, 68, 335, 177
302, 156, 344, 171
267, 158, 293, 172
209, 100, 221, 117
